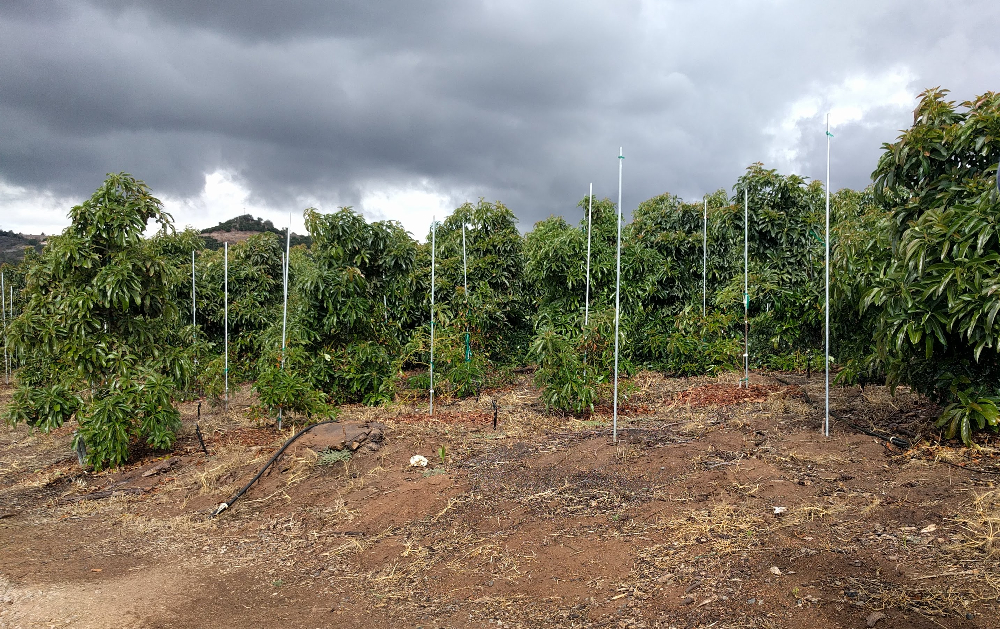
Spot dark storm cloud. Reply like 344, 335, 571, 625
1, 0, 998, 232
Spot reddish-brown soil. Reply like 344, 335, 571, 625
2, 371, 999, 628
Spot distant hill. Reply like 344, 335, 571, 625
0, 230, 43, 265
202, 214, 282, 234
200, 214, 311, 249
1, 214, 313, 263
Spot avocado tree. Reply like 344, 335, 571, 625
5, 173, 192, 469
261, 207, 416, 408
627, 189, 740, 374
526, 196, 619, 329
829, 186, 891, 386
430, 199, 532, 362
729, 165, 825, 367
185, 232, 286, 399
525, 195, 622, 412
867, 88, 1000, 443
405, 199, 532, 397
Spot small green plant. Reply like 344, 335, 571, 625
437, 445, 447, 464
316, 448, 352, 466
254, 352, 332, 419
407, 372, 431, 391
532, 326, 599, 414
403, 323, 485, 399
531, 312, 619, 415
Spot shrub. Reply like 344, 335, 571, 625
866, 88, 1000, 444
531, 308, 618, 414
5, 173, 191, 469
657, 308, 741, 376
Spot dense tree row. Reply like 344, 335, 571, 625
3, 87, 999, 468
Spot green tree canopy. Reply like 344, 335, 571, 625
6, 173, 192, 469
867, 88, 1000, 442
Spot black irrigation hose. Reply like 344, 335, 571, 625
212, 420, 338, 517
767, 373, 1000, 474
834, 412, 912, 449
768, 372, 911, 449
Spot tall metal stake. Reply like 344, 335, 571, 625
429, 219, 436, 415
2, 272, 7, 384
613, 148, 623, 443
583, 183, 593, 379
279, 217, 291, 430
462, 221, 470, 362
462, 223, 468, 298
224, 241, 229, 411
703, 197, 708, 316
743, 189, 749, 389
191, 251, 196, 358
585, 183, 593, 329
825, 114, 832, 437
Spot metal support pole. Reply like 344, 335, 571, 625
224, 241, 229, 410
6, 285, 10, 377
462, 222, 468, 299
744, 189, 749, 389
703, 197, 708, 316
429, 219, 436, 415
2, 272, 7, 384
462, 221, 470, 362
279, 218, 291, 430
583, 184, 593, 378
585, 183, 593, 329
281, 223, 290, 369
613, 148, 623, 443
825, 114, 832, 437
191, 251, 196, 357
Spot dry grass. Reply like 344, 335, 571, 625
949, 488, 1000, 559
192, 443, 269, 495
658, 502, 767, 551
763, 395, 811, 418
777, 500, 853, 527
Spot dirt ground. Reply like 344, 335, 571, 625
2, 370, 1000, 629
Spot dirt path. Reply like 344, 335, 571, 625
1, 373, 998, 628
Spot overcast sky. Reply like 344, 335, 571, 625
1, 1, 997, 239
